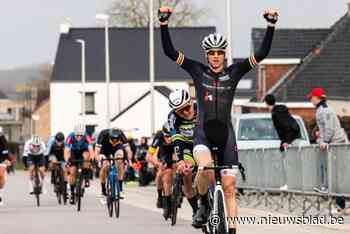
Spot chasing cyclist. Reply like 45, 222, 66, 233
168, 89, 198, 219
159, 6, 277, 233
95, 128, 133, 198
146, 123, 174, 219
0, 127, 11, 205
64, 123, 94, 205
23, 135, 47, 195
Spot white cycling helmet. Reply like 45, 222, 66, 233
74, 122, 85, 135
169, 89, 191, 110
30, 135, 42, 146
201, 33, 228, 52
29, 135, 42, 153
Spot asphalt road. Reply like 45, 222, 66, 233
1, 172, 349, 234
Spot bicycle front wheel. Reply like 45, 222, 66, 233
171, 175, 182, 226
76, 176, 82, 212
106, 181, 113, 217
213, 189, 227, 234
34, 168, 41, 207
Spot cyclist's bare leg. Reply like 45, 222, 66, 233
39, 166, 45, 181
161, 166, 173, 218
161, 167, 173, 196
99, 160, 108, 195
115, 150, 125, 192
222, 175, 237, 229
193, 145, 215, 227
183, 173, 194, 198
183, 172, 198, 215
68, 165, 77, 202
68, 166, 77, 187
0, 164, 7, 189
49, 157, 57, 184
194, 146, 215, 195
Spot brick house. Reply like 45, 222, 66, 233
242, 3, 350, 123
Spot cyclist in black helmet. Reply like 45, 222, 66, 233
146, 123, 175, 220
46, 132, 67, 185
95, 128, 133, 198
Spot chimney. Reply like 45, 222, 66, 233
59, 18, 72, 34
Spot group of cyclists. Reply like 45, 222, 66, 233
0, 6, 278, 234
0, 123, 134, 206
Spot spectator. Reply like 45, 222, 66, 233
264, 94, 301, 190
307, 88, 348, 214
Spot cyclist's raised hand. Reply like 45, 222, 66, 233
263, 9, 279, 26
158, 6, 172, 25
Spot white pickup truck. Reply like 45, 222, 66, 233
232, 113, 310, 150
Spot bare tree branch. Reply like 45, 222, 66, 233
106, 0, 209, 27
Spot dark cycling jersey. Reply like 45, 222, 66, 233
0, 134, 9, 163
168, 103, 197, 161
96, 128, 129, 158
148, 131, 174, 166
46, 136, 65, 162
161, 25, 274, 166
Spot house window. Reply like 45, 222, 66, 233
85, 92, 96, 114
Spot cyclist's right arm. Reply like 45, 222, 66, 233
160, 24, 201, 73
22, 141, 30, 167
146, 147, 160, 168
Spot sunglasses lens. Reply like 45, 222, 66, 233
208, 50, 225, 56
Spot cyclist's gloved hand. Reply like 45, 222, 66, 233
263, 9, 279, 26
158, 7, 172, 23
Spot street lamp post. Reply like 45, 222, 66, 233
96, 14, 111, 129
76, 39, 86, 121
226, 0, 233, 66
149, 0, 155, 135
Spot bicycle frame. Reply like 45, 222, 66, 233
107, 159, 119, 199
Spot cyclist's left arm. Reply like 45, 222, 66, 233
124, 145, 133, 164
231, 10, 277, 76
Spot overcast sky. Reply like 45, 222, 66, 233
0, 0, 349, 69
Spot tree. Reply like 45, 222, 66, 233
106, 0, 208, 27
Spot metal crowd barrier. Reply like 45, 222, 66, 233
236, 144, 350, 215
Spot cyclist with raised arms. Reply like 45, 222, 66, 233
159, 6, 278, 233
168, 89, 198, 219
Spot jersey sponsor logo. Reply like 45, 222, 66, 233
179, 129, 194, 138
202, 83, 232, 90
218, 75, 230, 81
204, 91, 213, 102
